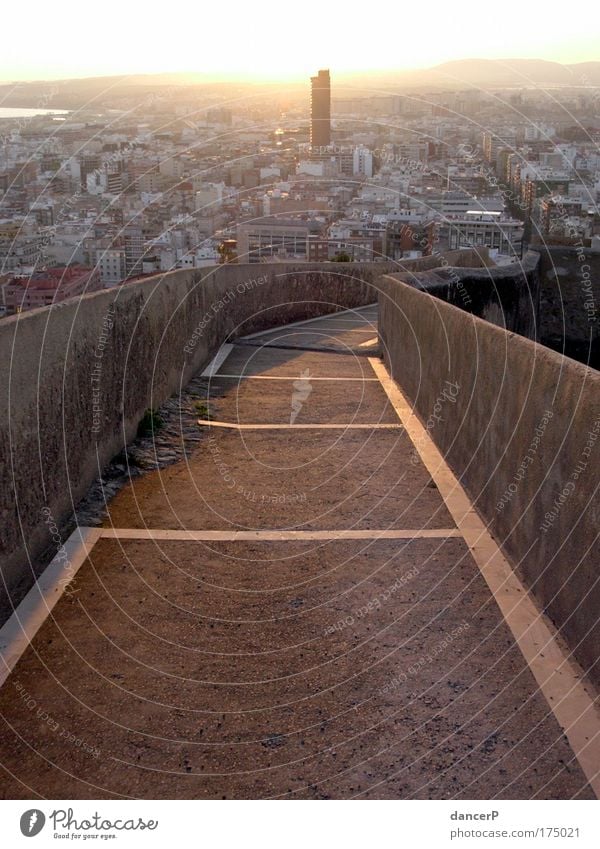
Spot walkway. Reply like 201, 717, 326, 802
0, 307, 595, 799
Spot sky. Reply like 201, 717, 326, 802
1, 0, 599, 82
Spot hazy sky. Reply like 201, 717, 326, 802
1, 0, 598, 81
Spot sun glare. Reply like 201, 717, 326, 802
0, 0, 599, 81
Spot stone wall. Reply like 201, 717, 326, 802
537, 246, 599, 368
0, 261, 393, 618
389, 247, 493, 273
379, 274, 600, 685
386, 251, 541, 340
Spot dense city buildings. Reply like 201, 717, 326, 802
0, 67, 599, 314
2, 264, 101, 314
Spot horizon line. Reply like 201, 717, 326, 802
1, 56, 600, 86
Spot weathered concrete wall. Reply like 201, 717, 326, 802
537, 246, 599, 369
379, 274, 600, 684
386, 251, 541, 340
390, 247, 493, 273
0, 261, 393, 617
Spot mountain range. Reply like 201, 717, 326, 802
0, 59, 598, 109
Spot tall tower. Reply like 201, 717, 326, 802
310, 69, 331, 149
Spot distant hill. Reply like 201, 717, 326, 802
414, 58, 600, 87
345, 59, 600, 89
0, 74, 253, 110
1, 59, 599, 109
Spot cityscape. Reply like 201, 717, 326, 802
1, 63, 598, 342
0, 0, 599, 837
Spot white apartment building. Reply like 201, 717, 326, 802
95, 248, 126, 285
236, 218, 310, 263
447, 211, 523, 257
353, 146, 373, 178
195, 182, 226, 212
482, 130, 517, 166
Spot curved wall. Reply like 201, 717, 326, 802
537, 246, 600, 369
387, 251, 541, 340
0, 261, 392, 618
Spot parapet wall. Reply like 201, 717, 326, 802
0, 261, 392, 618
391, 247, 493, 273
379, 274, 600, 684
537, 246, 599, 368
386, 251, 541, 340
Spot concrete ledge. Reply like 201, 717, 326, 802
386, 251, 540, 340
0, 261, 394, 619
379, 274, 600, 685
537, 246, 600, 369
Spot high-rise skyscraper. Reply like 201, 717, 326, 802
310, 69, 331, 149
